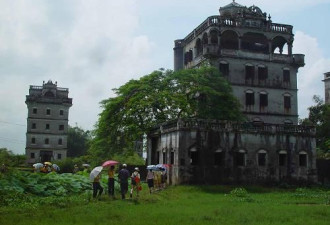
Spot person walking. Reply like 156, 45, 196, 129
130, 167, 141, 198
108, 165, 115, 198
92, 173, 104, 199
118, 164, 130, 199
146, 169, 154, 194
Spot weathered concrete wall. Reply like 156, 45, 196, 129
148, 119, 317, 185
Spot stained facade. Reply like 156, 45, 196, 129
25, 80, 72, 163
147, 1, 317, 184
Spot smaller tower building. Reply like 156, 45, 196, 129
25, 80, 72, 163
323, 72, 330, 104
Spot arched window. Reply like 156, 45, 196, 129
257, 149, 267, 166
235, 149, 246, 166
210, 30, 218, 44
258, 64, 268, 81
283, 93, 291, 111
202, 33, 208, 45
299, 151, 307, 167
259, 91, 268, 112
245, 64, 255, 81
245, 89, 255, 106
221, 30, 239, 50
189, 147, 198, 165
219, 61, 229, 76
214, 148, 224, 165
278, 150, 287, 166
195, 39, 203, 56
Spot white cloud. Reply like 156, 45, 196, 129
294, 31, 330, 118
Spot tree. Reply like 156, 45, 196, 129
89, 66, 243, 161
0, 148, 26, 167
67, 125, 91, 157
300, 95, 330, 158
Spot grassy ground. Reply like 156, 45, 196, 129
0, 185, 329, 225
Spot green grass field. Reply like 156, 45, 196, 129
0, 185, 329, 225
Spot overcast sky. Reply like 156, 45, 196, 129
1, 0, 330, 154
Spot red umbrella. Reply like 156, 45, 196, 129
102, 160, 119, 167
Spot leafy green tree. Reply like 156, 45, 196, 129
300, 95, 330, 158
0, 148, 26, 167
89, 66, 243, 160
67, 125, 91, 157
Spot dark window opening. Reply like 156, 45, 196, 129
258, 153, 266, 166
246, 92, 255, 106
31, 137, 36, 144
279, 153, 287, 166
219, 63, 229, 76
202, 33, 208, 44
195, 39, 202, 56
45, 138, 49, 145
214, 152, 224, 165
170, 151, 174, 164
162, 152, 167, 164
245, 65, 255, 81
46, 124, 50, 130
299, 154, 307, 167
59, 125, 64, 131
32, 108, 37, 114
210, 30, 218, 44
284, 96, 291, 109
31, 153, 35, 159
258, 67, 268, 80
283, 70, 290, 83
32, 123, 36, 129
46, 109, 51, 115
190, 151, 198, 165
260, 94, 268, 107
236, 152, 245, 166
156, 152, 160, 164
58, 138, 63, 145
58, 154, 62, 160
60, 110, 64, 116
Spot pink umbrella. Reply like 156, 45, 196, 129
102, 160, 119, 167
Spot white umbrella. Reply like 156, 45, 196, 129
89, 166, 103, 181
33, 163, 43, 169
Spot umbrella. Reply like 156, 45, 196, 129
90, 166, 103, 181
82, 163, 90, 167
52, 164, 60, 171
33, 163, 43, 169
102, 160, 119, 167
156, 164, 167, 171
44, 162, 52, 166
147, 165, 160, 171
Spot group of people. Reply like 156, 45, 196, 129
92, 164, 166, 200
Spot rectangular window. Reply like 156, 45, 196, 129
190, 151, 198, 165
219, 63, 229, 76
245, 65, 254, 80
32, 108, 37, 114
32, 123, 36, 129
58, 138, 63, 145
258, 67, 267, 80
58, 154, 62, 160
283, 70, 290, 83
45, 138, 49, 145
258, 153, 266, 166
59, 125, 64, 131
162, 152, 167, 164
46, 124, 50, 130
279, 153, 287, 166
284, 96, 291, 109
60, 110, 64, 116
170, 151, 174, 164
214, 152, 224, 165
31, 153, 35, 159
236, 152, 245, 166
31, 137, 36, 144
46, 109, 51, 115
246, 92, 255, 106
260, 94, 268, 107
299, 154, 307, 167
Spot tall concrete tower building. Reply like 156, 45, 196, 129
25, 80, 72, 163
174, 1, 305, 124
323, 72, 330, 104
